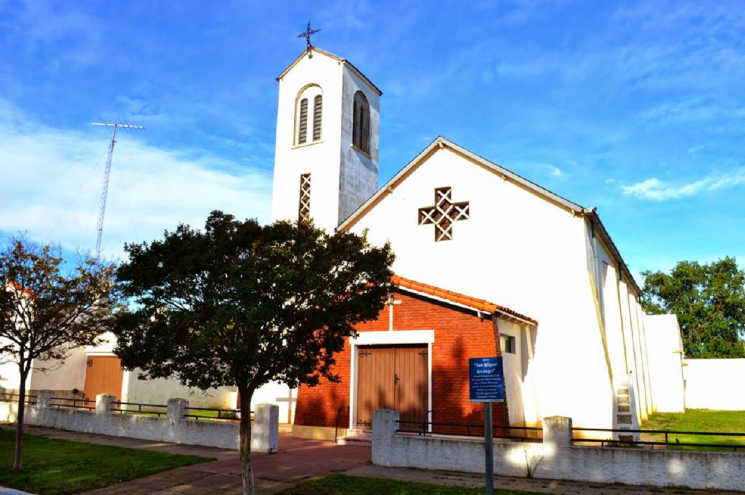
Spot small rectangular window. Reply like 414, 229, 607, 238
501, 335, 516, 354
298, 99, 308, 144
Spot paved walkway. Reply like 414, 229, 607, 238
9, 427, 745, 495
23, 427, 370, 495
347, 465, 745, 495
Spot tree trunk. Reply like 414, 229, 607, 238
239, 387, 255, 495
13, 366, 28, 473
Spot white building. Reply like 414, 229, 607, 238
271, 45, 686, 433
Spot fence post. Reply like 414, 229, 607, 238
372, 409, 399, 467
543, 416, 572, 450
96, 394, 116, 415
37, 390, 54, 409
252, 403, 279, 454
167, 398, 189, 422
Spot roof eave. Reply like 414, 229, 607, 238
583, 208, 643, 296
337, 136, 584, 232
276, 47, 382, 96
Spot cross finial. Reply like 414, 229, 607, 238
298, 20, 321, 49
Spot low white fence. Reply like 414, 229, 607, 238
0, 390, 279, 453
373, 410, 745, 491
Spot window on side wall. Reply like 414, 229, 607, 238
352, 90, 370, 154
501, 335, 516, 354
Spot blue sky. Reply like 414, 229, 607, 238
1, 0, 743, 280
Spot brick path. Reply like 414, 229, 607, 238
24, 427, 370, 495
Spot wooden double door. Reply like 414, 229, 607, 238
356, 345, 428, 429
84, 356, 123, 400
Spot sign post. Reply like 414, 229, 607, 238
469, 357, 505, 495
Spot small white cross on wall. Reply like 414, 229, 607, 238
275, 388, 297, 424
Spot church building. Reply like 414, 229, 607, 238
270, 44, 686, 441
2, 42, 687, 441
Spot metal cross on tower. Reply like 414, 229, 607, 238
90, 122, 145, 257
297, 20, 320, 49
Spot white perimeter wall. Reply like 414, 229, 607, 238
645, 315, 685, 413
373, 410, 745, 492
684, 359, 745, 411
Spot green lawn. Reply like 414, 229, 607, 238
0, 427, 210, 495
642, 409, 745, 452
280, 474, 541, 495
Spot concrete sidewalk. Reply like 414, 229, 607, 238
345, 465, 745, 495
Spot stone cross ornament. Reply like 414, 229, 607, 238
418, 187, 470, 241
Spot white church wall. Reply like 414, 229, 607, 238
626, 291, 648, 420
636, 300, 654, 416
645, 314, 685, 413
347, 146, 614, 429
122, 370, 234, 409
601, 262, 627, 382
618, 280, 642, 422
338, 66, 380, 224
633, 298, 653, 418
499, 319, 525, 425
684, 359, 745, 411
249, 381, 295, 424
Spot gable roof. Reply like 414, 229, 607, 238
340, 136, 642, 296
277, 46, 383, 96
392, 275, 537, 326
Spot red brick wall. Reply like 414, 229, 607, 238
294, 290, 509, 431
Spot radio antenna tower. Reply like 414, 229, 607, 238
91, 122, 145, 257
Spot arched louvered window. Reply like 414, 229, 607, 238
313, 95, 322, 141
352, 91, 370, 154
298, 98, 309, 144
295, 85, 323, 146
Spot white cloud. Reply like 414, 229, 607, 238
622, 168, 745, 201
0, 100, 272, 260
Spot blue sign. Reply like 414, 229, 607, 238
469, 357, 505, 403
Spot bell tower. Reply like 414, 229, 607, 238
271, 45, 381, 231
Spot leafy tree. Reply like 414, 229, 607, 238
641, 257, 745, 358
113, 211, 394, 495
0, 236, 117, 472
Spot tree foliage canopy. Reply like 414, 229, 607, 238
641, 257, 745, 358
113, 211, 395, 395
0, 237, 117, 373
0, 236, 117, 472
113, 211, 395, 495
